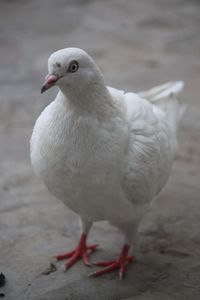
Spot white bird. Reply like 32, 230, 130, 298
30, 48, 184, 279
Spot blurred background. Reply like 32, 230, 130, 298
0, 0, 200, 299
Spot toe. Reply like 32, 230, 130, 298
82, 253, 93, 267
55, 249, 75, 260
94, 260, 115, 267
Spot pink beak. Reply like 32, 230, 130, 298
41, 74, 59, 93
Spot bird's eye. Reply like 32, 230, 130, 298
67, 61, 79, 73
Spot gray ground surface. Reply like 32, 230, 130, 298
0, 0, 200, 299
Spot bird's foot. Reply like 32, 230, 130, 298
55, 233, 97, 271
89, 244, 134, 279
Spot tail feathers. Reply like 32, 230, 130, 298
139, 81, 185, 131
139, 81, 184, 103
162, 97, 186, 131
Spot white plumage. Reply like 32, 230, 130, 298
30, 48, 184, 278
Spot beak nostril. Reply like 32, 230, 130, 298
46, 74, 58, 83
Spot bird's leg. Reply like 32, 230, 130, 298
89, 244, 134, 279
55, 219, 97, 271
90, 229, 136, 279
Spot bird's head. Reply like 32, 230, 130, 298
41, 48, 103, 94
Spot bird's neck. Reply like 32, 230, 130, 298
59, 80, 117, 118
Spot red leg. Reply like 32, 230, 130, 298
55, 233, 97, 271
89, 244, 134, 279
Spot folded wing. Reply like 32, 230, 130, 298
108, 82, 184, 206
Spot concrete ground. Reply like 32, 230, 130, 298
0, 0, 200, 299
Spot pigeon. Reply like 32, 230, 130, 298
30, 48, 184, 279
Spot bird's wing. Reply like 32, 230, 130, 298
108, 82, 184, 205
